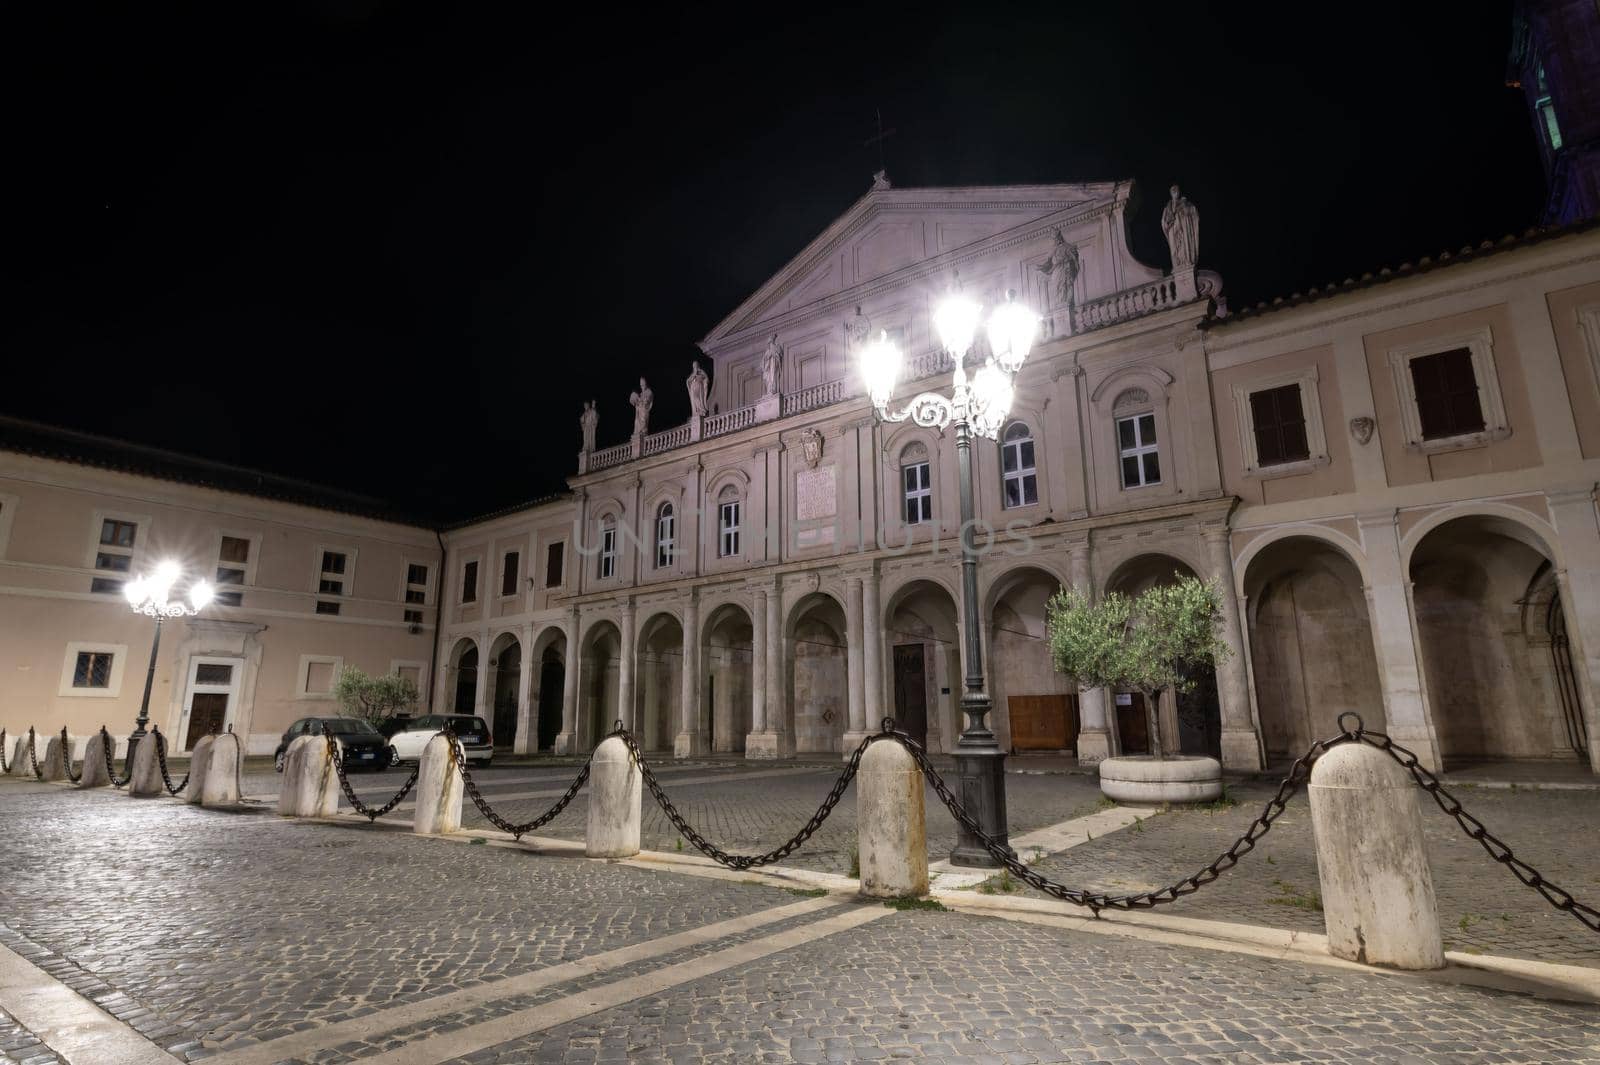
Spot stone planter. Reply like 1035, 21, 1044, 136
1098, 754, 1222, 804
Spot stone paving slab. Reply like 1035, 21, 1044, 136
450, 908, 1600, 1064
1004, 782, 1600, 967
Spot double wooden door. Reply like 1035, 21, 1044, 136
1008, 694, 1078, 751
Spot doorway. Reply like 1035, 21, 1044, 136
492, 642, 520, 749
892, 644, 928, 748
537, 652, 564, 751
181, 657, 240, 750
1115, 691, 1150, 755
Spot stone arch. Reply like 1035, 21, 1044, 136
485, 631, 523, 749
579, 620, 622, 752
636, 611, 684, 752
446, 636, 479, 716
883, 578, 960, 751
1408, 513, 1587, 766
1233, 524, 1372, 597
529, 624, 567, 752
702, 602, 754, 753
983, 565, 1073, 756
785, 591, 849, 755
1400, 502, 1563, 572
1242, 535, 1382, 760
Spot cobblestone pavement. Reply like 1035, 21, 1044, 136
0, 1007, 63, 1065
453, 909, 1600, 1064
1005, 781, 1600, 966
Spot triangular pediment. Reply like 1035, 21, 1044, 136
701, 181, 1122, 348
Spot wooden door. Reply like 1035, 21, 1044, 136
1115, 692, 1150, 755
891, 644, 927, 747
1008, 694, 1078, 751
185, 693, 229, 749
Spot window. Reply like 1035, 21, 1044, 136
461, 560, 479, 603
1249, 385, 1310, 467
719, 500, 741, 558
316, 601, 341, 616
655, 503, 675, 568
903, 461, 931, 524
1000, 423, 1038, 507
545, 542, 565, 587
1409, 347, 1485, 441
213, 535, 250, 607
598, 523, 617, 579
319, 551, 347, 595
1117, 413, 1161, 488
92, 517, 138, 594
501, 551, 520, 597
73, 651, 114, 689
403, 563, 428, 624
1536, 64, 1562, 152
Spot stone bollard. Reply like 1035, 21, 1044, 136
6, 735, 27, 776
857, 738, 928, 898
1308, 742, 1445, 970
39, 734, 68, 782
79, 732, 111, 788
185, 736, 216, 804
413, 734, 464, 835
278, 734, 340, 818
128, 735, 165, 797
200, 732, 243, 808
586, 736, 641, 858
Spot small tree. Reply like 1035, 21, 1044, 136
332, 666, 420, 730
1045, 575, 1231, 760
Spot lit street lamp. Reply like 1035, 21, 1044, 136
860, 286, 1038, 866
123, 561, 212, 760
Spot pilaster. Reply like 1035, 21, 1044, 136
1202, 523, 1262, 771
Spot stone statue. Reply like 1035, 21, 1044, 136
685, 360, 709, 418
1161, 184, 1200, 270
1035, 229, 1081, 309
872, 169, 891, 191
844, 305, 871, 351
761, 335, 784, 396
579, 400, 598, 452
629, 378, 653, 437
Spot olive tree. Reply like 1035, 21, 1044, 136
332, 666, 420, 730
1045, 575, 1230, 760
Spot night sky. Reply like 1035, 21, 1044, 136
5, 2, 1545, 524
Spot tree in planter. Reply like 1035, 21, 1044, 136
332, 666, 420, 731
1045, 575, 1231, 761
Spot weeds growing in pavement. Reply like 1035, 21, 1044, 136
1192, 787, 1239, 813
1095, 796, 1116, 811
674, 837, 683, 853
1459, 913, 1482, 932
884, 897, 947, 912
785, 887, 828, 898
1267, 878, 1323, 911
848, 835, 861, 879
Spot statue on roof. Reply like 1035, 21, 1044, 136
686, 360, 709, 418
1035, 229, 1081, 309
761, 335, 784, 396
872, 169, 891, 191
629, 378, 653, 437
579, 400, 598, 453
1162, 185, 1200, 271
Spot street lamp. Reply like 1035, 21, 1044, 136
123, 561, 212, 760
860, 287, 1039, 866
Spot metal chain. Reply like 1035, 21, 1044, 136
452, 729, 592, 840
1352, 723, 1600, 935
616, 723, 867, 870
323, 728, 419, 822
58, 727, 81, 783
152, 728, 189, 795
0, 729, 8, 774
101, 727, 131, 788
26, 728, 42, 780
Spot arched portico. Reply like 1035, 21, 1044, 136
579, 620, 622, 752
486, 631, 522, 748
636, 612, 683, 752
883, 579, 959, 751
984, 566, 1072, 756
529, 625, 567, 753
786, 592, 849, 755
703, 603, 753, 753
447, 637, 479, 716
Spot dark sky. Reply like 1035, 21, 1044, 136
5, 2, 1545, 524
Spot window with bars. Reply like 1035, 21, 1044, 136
1248, 384, 1311, 467
73, 651, 114, 689
1000, 423, 1038, 508
319, 551, 348, 596
92, 518, 138, 594
598, 525, 617, 579
655, 503, 675, 569
1117, 413, 1161, 488
719, 500, 741, 558
903, 461, 932, 524
502, 551, 519, 596
1409, 347, 1485, 440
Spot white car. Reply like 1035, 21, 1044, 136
387, 714, 494, 767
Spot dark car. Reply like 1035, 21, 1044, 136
274, 717, 391, 772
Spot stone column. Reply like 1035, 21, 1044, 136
514, 624, 535, 753
617, 599, 637, 734
1202, 524, 1262, 771
640, 653, 660, 750
843, 576, 869, 754
473, 629, 491, 720
1547, 487, 1600, 772
863, 568, 884, 730
555, 609, 581, 755
748, 577, 790, 758
1068, 539, 1111, 765
749, 586, 768, 745
1357, 511, 1441, 771
674, 595, 702, 757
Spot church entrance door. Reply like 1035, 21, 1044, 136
892, 644, 928, 748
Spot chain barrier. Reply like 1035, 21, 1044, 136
0, 728, 8, 774
452, 728, 592, 841
26, 728, 42, 780
615, 722, 867, 870
321, 726, 419, 822
101, 727, 131, 788
58, 727, 81, 783
151, 728, 188, 795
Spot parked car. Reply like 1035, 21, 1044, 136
376, 713, 416, 739
387, 714, 494, 767
273, 717, 392, 772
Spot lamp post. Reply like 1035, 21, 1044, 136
860, 287, 1039, 866
123, 561, 212, 762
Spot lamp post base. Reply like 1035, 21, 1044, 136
947, 743, 1012, 867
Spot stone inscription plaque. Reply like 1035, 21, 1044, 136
795, 465, 837, 521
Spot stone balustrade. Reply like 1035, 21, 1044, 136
642, 424, 690, 455
1074, 277, 1180, 332
781, 380, 843, 417
589, 442, 634, 471
703, 404, 756, 438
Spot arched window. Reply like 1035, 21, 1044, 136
717, 486, 741, 558
597, 517, 618, 579
900, 442, 931, 525
655, 503, 675, 569
1000, 422, 1038, 508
